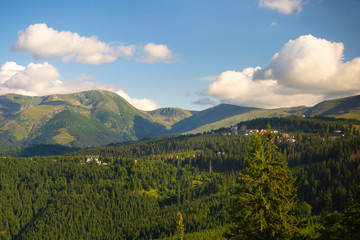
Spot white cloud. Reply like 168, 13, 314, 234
255, 35, 360, 93
139, 43, 173, 63
12, 23, 172, 65
115, 90, 158, 111
202, 35, 360, 108
12, 23, 123, 64
0, 61, 157, 110
202, 68, 322, 108
116, 44, 136, 59
0, 61, 26, 84
258, 0, 303, 14
1, 62, 62, 95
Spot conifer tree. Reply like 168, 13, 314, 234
226, 124, 298, 239
173, 212, 184, 240
342, 192, 360, 240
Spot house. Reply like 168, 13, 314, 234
86, 156, 101, 165
282, 133, 290, 138
333, 130, 342, 135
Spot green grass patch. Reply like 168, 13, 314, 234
53, 128, 75, 145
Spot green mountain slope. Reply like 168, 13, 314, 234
0, 90, 167, 149
304, 95, 360, 120
147, 108, 192, 127
171, 104, 258, 133
1, 90, 359, 150
186, 106, 309, 133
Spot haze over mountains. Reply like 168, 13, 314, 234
0, 90, 359, 150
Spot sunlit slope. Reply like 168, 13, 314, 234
171, 104, 258, 133
0, 90, 167, 149
185, 106, 309, 133
304, 95, 360, 120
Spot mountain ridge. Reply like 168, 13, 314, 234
1, 90, 359, 150
0, 90, 167, 149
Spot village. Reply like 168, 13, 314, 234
221, 125, 297, 143
60, 124, 344, 166
221, 124, 344, 143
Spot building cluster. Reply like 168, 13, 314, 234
317, 130, 343, 141
86, 156, 101, 165
222, 125, 296, 143
153, 153, 201, 162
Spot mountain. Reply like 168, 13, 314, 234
1, 90, 359, 150
304, 94, 360, 120
185, 106, 309, 134
147, 107, 192, 127
170, 104, 258, 133
171, 95, 360, 134
0, 90, 167, 149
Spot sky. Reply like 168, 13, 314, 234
0, 0, 360, 111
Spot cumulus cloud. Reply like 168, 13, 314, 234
202, 68, 323, 108
0, 61, 157, 110
0, 62, 62, 95
202, 35, 360, 108
12, 23, 172, 64
139, 43, 173, 63
254, 35, 360, 93
258, 0, 303, 14
115, 90, 157, 111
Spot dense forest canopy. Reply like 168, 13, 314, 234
0, 116, 360, 239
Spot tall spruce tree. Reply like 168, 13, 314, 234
226, 124, 298, 239
342, 192, 360, 240
173, 212, 185, 240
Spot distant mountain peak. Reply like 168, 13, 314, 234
0, 90, 359, 150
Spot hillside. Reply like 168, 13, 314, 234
186, 106, 309, 133
1, 117, 359, 239
171, 104, 258, 133
147, 108, 192, 127
1, 91, 360, 150
182, 94, 360, 134
304, 94, 360, 120
0, 90, 167, 149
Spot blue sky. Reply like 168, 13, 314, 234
0, 0, 359, 110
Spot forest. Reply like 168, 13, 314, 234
0, 116, 360, 239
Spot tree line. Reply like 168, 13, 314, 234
0, 117, 359, 239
